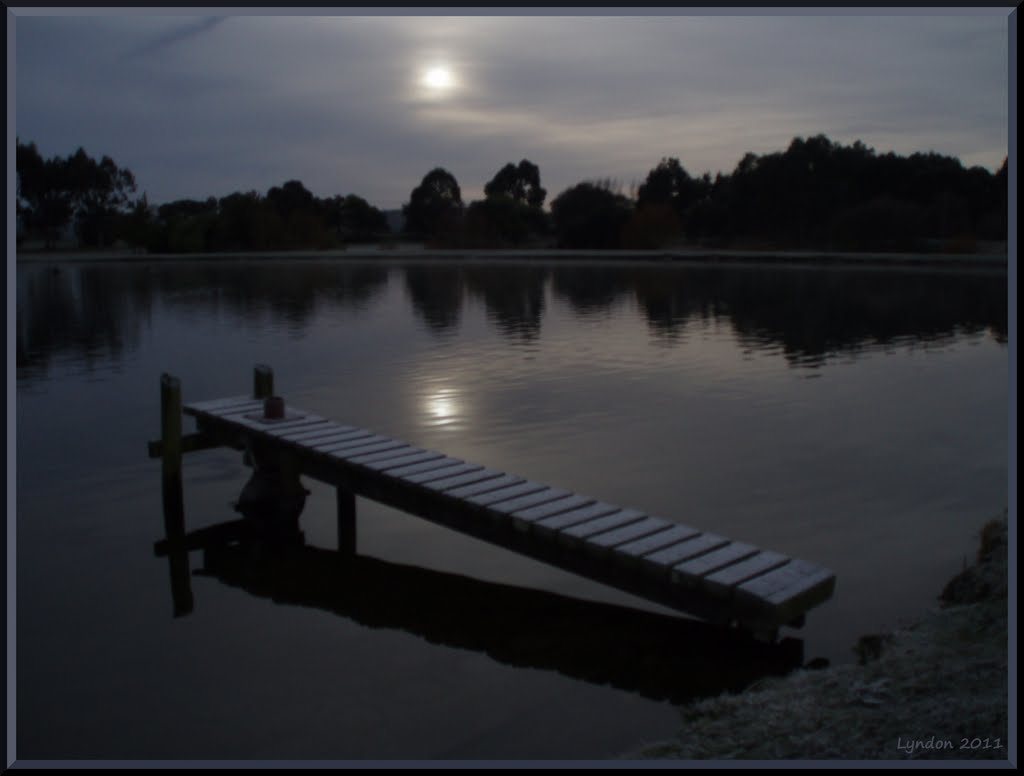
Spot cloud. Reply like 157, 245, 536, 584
121, 16, 226, 60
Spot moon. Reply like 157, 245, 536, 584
422, 65, 456, 93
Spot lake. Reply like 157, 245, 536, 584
14, 257, 1009, 760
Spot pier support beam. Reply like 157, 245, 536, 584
160, 372, 194, 616
234, 365, 308, 540
337, 488, 356, 556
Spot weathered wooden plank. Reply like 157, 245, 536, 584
642, 533, 730, 575
314, 433, 395, 453
488, 487, 574, 517
585, 516, 673, 551
422, 467, 504, 492
510, 494, 594, 526
736, 559, 832, 605
738, 563, 837, 628
279, 423, 357, 442
401, 461, 482, 485
259, 417, 332, 435
467, 481, 548, 508
559, 509, 646, 547
764, 570, 836, 608
672, 542, 759, 584
331, 440, 411, 461
614, 523, 702, 561
229, 413, 324, 432
204, 400, 268, 417
444, 473, 525, 500
387, 456, 464, 479
363, 450, 446, 472
347, 445, 430, 467
185, 395, 255, 413
533, 502, 620, 534
303, 429, 375, 449
702, 551, 790, 599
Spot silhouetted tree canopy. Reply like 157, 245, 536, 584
461, 159, 550, 247
402, 167, 464, 242
16, 140, 138, 248
17, 132, 1007, 255
550, 181, 631, 249
484, 159, 547, 209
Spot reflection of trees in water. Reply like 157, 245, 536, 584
17, 263, 389, 381
403, 266, 465, 334
462, 265, 547, 341
632, 265, 1008, 366
17, 266, 154, 381
549, 266, 633, 315
155, 264, 389, 328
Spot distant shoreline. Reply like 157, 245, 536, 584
14, 246, 1010, 270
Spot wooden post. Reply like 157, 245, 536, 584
160, 373, 184, 532
337, 487, 356, 556
253, 364, 274, 399
160, 372, 193, 616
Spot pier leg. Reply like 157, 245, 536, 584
235, 443, 308, 541
160, 373, 194, 616
337, 487, 356, 556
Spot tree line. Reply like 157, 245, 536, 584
16, 134, 1008, 254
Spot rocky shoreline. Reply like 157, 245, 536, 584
630, 513, 1010, 761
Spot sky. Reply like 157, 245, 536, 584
12, 10, 1012, 211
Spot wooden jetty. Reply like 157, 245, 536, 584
149, 365, 836, 639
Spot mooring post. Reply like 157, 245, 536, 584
160, 372, 184, 533
253, 364, 274, 399
337, 487, 356, 556
160, 372, 194, 616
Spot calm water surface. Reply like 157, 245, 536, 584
15, 258, 1009, 759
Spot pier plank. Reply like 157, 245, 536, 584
702, 551, 790, 598
331, 440, 411, 460
386, 457, 465, 479
467, 481, 549, 508
423, 468, 505, 492
559, 509, 647, 546
369, 451, 447, 472
314, 434, 396, 454
402, 462, 483, 485
445, 474, 525, 500
672, 542, 759, 584
510, 494, 593, 526
533, 502, 620, 534
489, 487, 573, 517
642, 533, 730, 575
347, 446, 433, 467
186, 395, 259, 413
279, 424, 359, 442
613, 523, 702, 561
586, 516, 673, 551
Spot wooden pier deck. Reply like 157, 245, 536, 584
151, 366, 836, 638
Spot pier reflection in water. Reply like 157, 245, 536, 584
156, 519, 803, 707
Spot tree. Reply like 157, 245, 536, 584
16, 139, 72, 248
324, 194, 390, 243
483, 159, 547, 209
16, 140, 139, 248
64, 147, 138, 247
549, 181, 631, 249
402, 168, 464, 242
